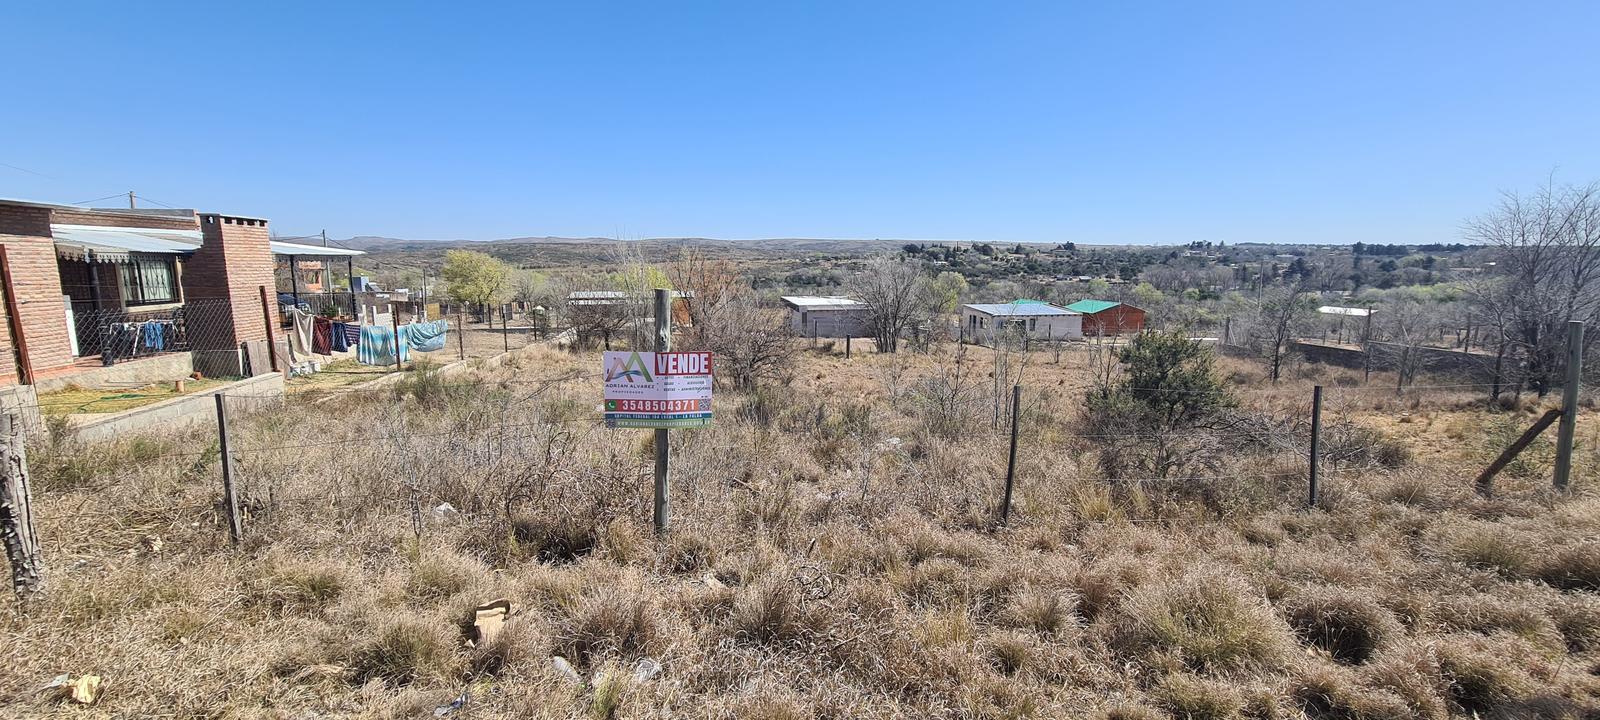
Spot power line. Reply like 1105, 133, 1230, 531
70, 193, 127, 206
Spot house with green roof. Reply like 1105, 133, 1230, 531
960, 300, 1082, 345
1065, 299, 1146, 335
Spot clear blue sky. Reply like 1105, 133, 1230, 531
3, 1, 1597, 245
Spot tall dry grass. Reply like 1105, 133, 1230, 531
2, 342, 1598, 718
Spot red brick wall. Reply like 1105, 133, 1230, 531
185, 214, 278, 353
50, 209, 199, 231
0, 233, 77, 382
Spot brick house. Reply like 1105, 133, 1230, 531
0, 198, 286, 388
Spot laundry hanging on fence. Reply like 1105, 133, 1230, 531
358, 324, 409, 366
331, 321, 357, 353
402, 319, 449, 352
141, 320, 167, 351
288, 309, 315, 360
312, 316, 333, 355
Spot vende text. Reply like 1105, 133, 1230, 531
655, 352, 713, 376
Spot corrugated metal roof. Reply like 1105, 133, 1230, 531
1318, 305, 1373, 317
51, 223, 201, 263
781, 296, 865, 309
270, 240, 365, 257
1065, 299, 1122, 314
964, 301, 1077, 317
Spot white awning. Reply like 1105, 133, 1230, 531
52, 224, 201, 264
270, 240, 365, 257
1318, 305, 1373, 317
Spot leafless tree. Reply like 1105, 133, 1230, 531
1465, 179, 1600, 395
1252, 284, 1316, 383
849, 254, 929, 353
693, 293, 794, 389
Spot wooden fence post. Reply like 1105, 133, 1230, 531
214, 394, 243, 545
845, 336, 852, 359
501, 304, 510, 353
1308, 385, 1322, 508
653, 288, 672, 535
258, 285, 280, 373
457, 306, 466, 360
1554, 321, 1584, 490
390, 307, 402, 373
999, 384, 1021, 526
0, 412, 44, 607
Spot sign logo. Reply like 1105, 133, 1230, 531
605, 352, 653, 383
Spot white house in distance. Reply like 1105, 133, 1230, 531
961, 300, 1082, 345
780, 296, 872, 338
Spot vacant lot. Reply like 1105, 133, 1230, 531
3, 341, 1599, 718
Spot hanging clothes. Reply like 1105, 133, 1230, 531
312, 316, 333, 355
358, 324, 409, 366
330, 321, 355, 353
288, 309, 315, 361
403, 319, 449, 352
141, 321, 166, 352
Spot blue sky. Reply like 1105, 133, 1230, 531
3, 1, 1597, 245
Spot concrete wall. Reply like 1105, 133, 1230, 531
789, 307, 873, 338
961, 310, 1083, 345
1292, 339, 1498, 381
67, 371, 283, 444
0, 384, 41, 437
34, 352, 194, 393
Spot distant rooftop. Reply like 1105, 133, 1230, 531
780, 296, 864, 309
1064, 299, 1124, 314
964, 301, 1076, 317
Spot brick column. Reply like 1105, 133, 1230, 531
0, 205, 76, 385
184, 213, 278, 377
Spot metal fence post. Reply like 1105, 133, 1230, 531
501, 304, 510, 353
1308, 385, 1323, 508
457, 306, 466, 360
653, 288, 671, 535
1555, 321, 1585, 490
390, 308, 402, 373
1000, 383, 1021, 526
214, 394, 242, 545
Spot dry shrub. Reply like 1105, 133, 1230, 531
1113, 567, 1292, 673
984, 631, 1032, 676
406, 552, 479, 601
1442, 522, 1539, 578
468, 617, 539, 677
1536, 541, 1600, 591
1434, 594, 1565, 652
257, 560, 348, 613
1280, 587, 1400, 664
512, 513, 599, 564
1548, 595, 1600, 652
727, 575, 817, 646
663, 527, 719, 573
1289, 662, 1413, 720
1434, 634, 1537, 715
1002, 585, 1079, 636
553, 583, 662, 668
1359, 643, 1449, 720
728, 693, 813, 720
1094, 704, 1164, 720
1154, 673, 1245, 719
348, 616, 456, 686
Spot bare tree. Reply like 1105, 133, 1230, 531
1252, 284, 1316, 383
849, 255, 929, 354
1465, 179, 1600, 395
695, 293, 794, 389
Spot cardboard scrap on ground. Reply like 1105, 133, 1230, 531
471, 598, 511, 646
41, 673, 102, 705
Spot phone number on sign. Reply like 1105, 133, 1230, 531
608, 399, 708, 412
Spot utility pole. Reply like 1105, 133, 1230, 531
1554, 321, 1585, 491
320, 229, 327, 248
127, 191, 135, 209
653, 288, 671, 535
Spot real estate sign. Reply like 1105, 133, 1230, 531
602, 351, 713, 428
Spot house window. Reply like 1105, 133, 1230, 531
118, 255, 178, 306
1029, 318, 1038, 331
979, 317, 986, 328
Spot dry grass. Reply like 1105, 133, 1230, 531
3, 342, 1599, 717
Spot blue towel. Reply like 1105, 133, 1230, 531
357, 325, 409, 365
331, 322, 353, 353
403, 320, 449, 352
